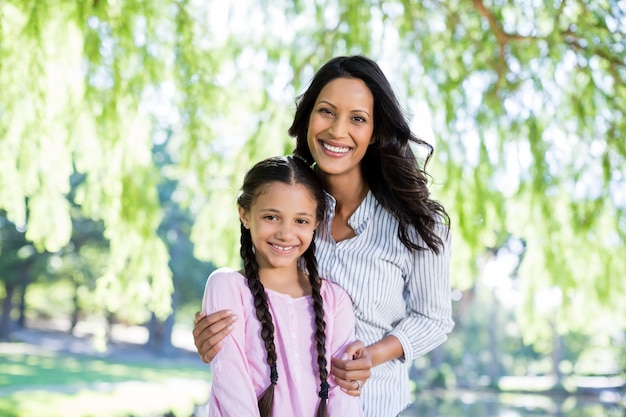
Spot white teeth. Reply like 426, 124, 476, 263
322, 142, 350, 153
272, 244, 293, 251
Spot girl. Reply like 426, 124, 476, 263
202, 155, 364, 417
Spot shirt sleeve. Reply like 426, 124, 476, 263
388, 223, 455, 363
202, 270, 261, 417
325, 282, 365, 417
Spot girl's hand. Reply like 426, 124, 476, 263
330, 340, 372, 396
193, 310, 237, 363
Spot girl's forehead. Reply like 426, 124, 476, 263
254, 182, 317, 206
257, 181, 313, 198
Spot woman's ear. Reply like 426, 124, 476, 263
238, 206, 250, 229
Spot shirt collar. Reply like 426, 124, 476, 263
323, 190, 376, 236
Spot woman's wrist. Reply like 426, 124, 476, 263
367, 335, 403, 367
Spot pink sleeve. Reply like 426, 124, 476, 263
325, 282, 365, 416
326, 283, 357, 358
202, 270, 261, 417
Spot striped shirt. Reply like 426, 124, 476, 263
315, 191, 454, 417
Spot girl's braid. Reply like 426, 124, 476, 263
240, 225, 277, 417
304, 237, 330, 417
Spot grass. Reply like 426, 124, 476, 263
0, 344, 212, 417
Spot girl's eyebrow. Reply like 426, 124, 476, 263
259, 208, 315, 217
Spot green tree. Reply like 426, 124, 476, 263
0, 212, 50, 340
1, 1, 624, 349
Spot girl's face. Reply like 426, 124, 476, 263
239, 182, 319, 271
307, 77, 375, 180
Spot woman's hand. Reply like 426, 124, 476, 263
193, 310, 237, 363
330, 340, 372, 396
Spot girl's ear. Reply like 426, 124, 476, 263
238, 206, 250, 229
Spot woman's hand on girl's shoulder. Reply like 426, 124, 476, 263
193, 310, 237, 363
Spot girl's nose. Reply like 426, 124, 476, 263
276, 222, 294, 239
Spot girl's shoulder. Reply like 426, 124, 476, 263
320, 278, 352, 304
207, 267, 247, 291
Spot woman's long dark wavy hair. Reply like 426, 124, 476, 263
288, 55, 450, 253
238, 155, 331, 417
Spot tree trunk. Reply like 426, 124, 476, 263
70, 281, 80, 332
0, 284, 16, 340
552, 332, 565, 390
17, 271, 29, 329
146, 311, 176, 356
487, 288, 500, 386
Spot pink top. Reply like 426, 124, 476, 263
202, 268, 364, 417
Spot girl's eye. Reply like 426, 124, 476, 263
296, 219, 309, 225
264, 215, 278, 221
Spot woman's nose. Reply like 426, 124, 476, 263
329, 116, 348, 138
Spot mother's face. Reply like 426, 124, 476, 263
306, 77, 375, 179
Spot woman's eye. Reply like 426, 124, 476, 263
353, 116, 365, 123
319, 108, 332, 115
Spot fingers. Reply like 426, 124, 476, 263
201, 342, 224, 364
331, 356, 372, 382
331, 374, 365, 397
193, 310, 236, 339
192, 310, 237, 363
331, 374, 359, 396
342, 339, 366, 358
331, 360, 371, 397
330, 341, 372, 396
194, 311, 206, 325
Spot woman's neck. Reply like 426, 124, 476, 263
323, 175, 369, 219
318, 170, 369, 242
319, 170, 369, 215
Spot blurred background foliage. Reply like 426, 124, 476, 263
0, 0, 625, 414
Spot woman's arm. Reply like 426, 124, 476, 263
366, 335, 404, 366
387, 223, 455, 363
331, 224, 453, 388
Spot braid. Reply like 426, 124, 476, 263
240, 225, 278, 417
304, 237, 330, 417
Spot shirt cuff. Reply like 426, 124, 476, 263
388, 330, 414, 363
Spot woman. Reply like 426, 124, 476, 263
195, 55, 454, 417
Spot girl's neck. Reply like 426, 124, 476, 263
258, 266, 312, 298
